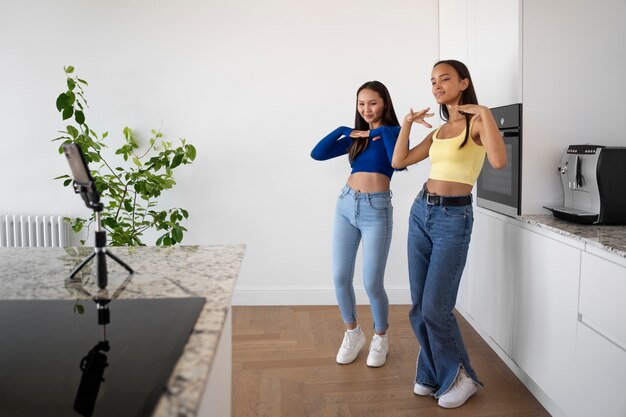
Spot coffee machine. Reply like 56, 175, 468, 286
544, 145, 626, 224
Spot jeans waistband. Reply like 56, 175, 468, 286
341, 184, 392, 198
419, 184, 472, 206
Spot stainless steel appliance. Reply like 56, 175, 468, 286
544, 145, 626, 224
476, 103, 522, 217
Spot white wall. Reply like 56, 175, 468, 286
522, 0, 626, 213
0, 0, 439, 305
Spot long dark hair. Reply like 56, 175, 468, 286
433, 60, 478, 149
349, 81, 400, 163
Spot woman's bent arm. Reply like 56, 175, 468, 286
391, 108, 434, 169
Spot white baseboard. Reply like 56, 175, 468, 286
232, 286, 412, 306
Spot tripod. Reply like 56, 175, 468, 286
69, 207, 134, 289
63, 142, 133, 289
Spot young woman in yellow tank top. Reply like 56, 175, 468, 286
391, 60, 506, 409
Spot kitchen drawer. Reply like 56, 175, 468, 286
567, 322, 626, 417
579, 252, 626, 349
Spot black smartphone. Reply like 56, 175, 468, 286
63, 143, 101, 209
63, 143, 93, 185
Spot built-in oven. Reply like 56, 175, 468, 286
476, 103, 522, 217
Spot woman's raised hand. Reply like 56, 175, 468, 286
349, 130, 370, 139
449, 104, 488, 122
350, 129, 382, 141
405, 107, 434, 128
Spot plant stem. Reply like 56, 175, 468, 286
115, 184, 129, 221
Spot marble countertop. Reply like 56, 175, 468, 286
0, 244, 245, 417
519, 214, 626, 259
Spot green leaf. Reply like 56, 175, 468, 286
74, 303, 84, 314
102, 217, 117, 229
172, 225, 183, 243
65, 65, 75, 74
63, 179, 72, 186
72, 223, 83, 233
66, 91, 76, 106
132, 156, 141, 168
77, 78, 88, 86
186, 144, 197, 161
62, 106, 74, 120
67, 78, 76, 91
52, 136, 71, 142
66, 125, 79, 138
171, 153, 183, 169
123, 127, 132, 140
75, 110, 85, 124
56, 93, 69, 111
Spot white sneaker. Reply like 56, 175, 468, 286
437, 369, 478, 408
413, 382, 435, 396
336, 327, 366, 364
366, 334, 388, 367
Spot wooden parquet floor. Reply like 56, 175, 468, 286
232, 305, 550, 417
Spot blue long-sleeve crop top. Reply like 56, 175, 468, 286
310, 125, 401, 178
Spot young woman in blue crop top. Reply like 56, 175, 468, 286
391, 60, 506, 409
311, 81, 400, 368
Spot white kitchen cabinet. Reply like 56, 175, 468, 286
438, 0, 470, 64
439, 0, 522, 107
579, 251, 626, 349
514, 226, 581, 412
568, 323, 626, 417
467, 210, 517, 356
563, 251, 626, 417
473, 0, 522, 107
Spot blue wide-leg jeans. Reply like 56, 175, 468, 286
407, 188, 483, 397
333, 184, 392, 334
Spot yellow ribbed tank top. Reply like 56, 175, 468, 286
429, 121, 486, 186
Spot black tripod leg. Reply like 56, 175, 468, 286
69, 252, 97, 280
106, 251, 134, 274
96, 250, 108, 289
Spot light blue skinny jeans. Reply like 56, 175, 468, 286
333, 184, 392, 334
407, 187, 483, 397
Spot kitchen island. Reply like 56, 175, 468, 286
0, 244, 245, 417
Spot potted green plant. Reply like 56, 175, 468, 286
53, 66, 196, 246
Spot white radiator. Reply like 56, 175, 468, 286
0, 215, 70, 248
